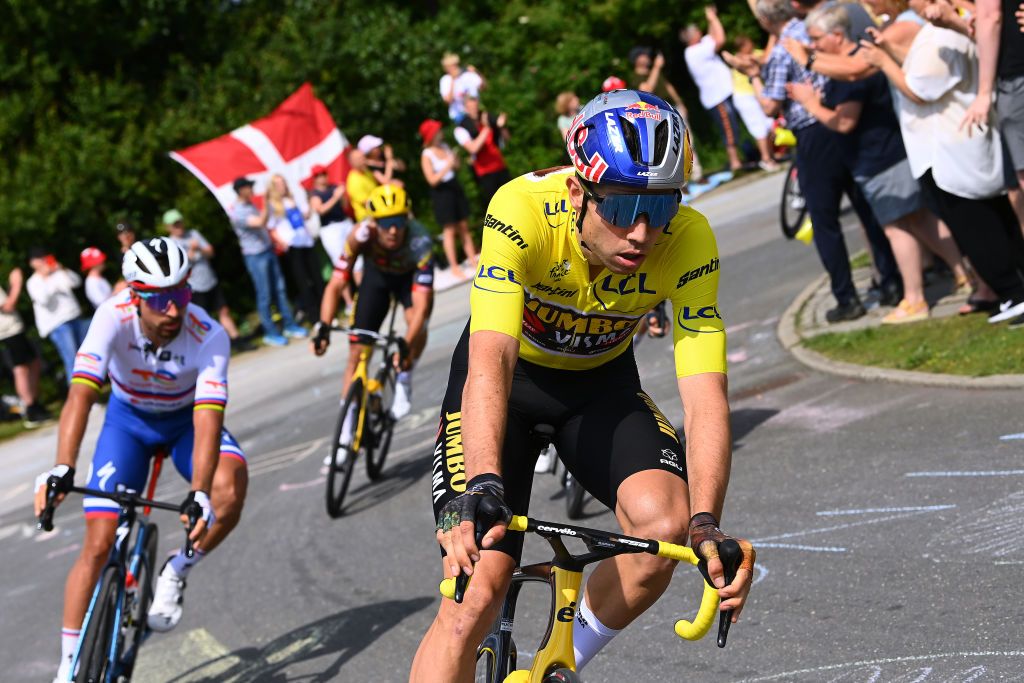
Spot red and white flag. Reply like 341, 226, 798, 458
170, 83, 349, 214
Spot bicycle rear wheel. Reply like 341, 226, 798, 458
326, 379, 363, 518
120, 522, 158, 677
365, 366, 396, 481
780, 160, 807, 239
76, 565, 121, 683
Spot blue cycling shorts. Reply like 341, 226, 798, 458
83, 395, 246, 518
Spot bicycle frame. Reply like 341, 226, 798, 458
442, 516, 720, 683
67, 452, 168, 681
347, 300, 401, 452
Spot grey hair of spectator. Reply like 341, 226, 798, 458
805, 3, 851, 38
755, 0, 796, 27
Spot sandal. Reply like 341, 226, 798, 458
882, 299, 929, 325
958, 296, 1000, 316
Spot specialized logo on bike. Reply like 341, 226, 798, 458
676, 305, 724, 335
521, 292, 639, 357
484, 213, 528, 250
676, 257, 719, 289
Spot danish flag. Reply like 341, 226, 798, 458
170, 83, 350, 214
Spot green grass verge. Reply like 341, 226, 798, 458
804, 314, 1024, 376
849, 252, 872, 270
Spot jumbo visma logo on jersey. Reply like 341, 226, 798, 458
521, 292, 641, 356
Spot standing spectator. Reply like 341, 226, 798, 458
420, 119, 477, 280
439, 52, 485, 123
629, 47, 705, 182
454, 95, 511, 211
114, 219, 137, 254
79, 247, 112, 310
265, 174, 324, 324
346, 148, 379, 223
0, 267, 51, 426
229, 176, 307, 346
555, 91, 581, 140
308, 165, 355, 313
789, 4, 970, 323
684, 6, 778, 172
861, 5, 1024, 326
359, 135, 407, 187
163, 209, 250, 350
740, 0, 900, 322
726, 35, 780, 169
25, 247, 90, 384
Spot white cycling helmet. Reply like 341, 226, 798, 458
122, 237, 191, 290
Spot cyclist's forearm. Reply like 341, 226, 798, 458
56, 384, 98, 468
405, 290, 431, 345
190, 408, 222, 493
461, 331, 517, 478
678, 373, 731, 520
320, 276, 345, 322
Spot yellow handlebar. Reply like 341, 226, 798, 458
657, 541, 721, 641
439, 576, 459, 600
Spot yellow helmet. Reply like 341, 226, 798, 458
366, 184, 411, 218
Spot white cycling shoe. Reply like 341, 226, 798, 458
534, 445, 557, 473
147, 562, 186, 632
322, 446, 350, 467
390, 380, 411, 420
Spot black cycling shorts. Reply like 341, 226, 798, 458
0, 332, 38, 368
430, 322, 686, 562
349, 266, 415, 342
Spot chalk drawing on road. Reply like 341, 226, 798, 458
767, 383, 909, 434
755, 542, 847, 553
279, 476, 325, 492
0, 481, 29, 503
45, 542, 80, 559
999, 432, 1024, 441
727, 349, 749, 364
738, 651, 1024, 682
928, 491, 1024, 559
817, 505, 956, 517
905, 470, 1024, 478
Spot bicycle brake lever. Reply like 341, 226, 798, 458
717, 538, 742, 648
184, 511, 199, 559
453, 519, 490, 604
37, 483, 60, 532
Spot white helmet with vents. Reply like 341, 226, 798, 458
122, 237, 191, 289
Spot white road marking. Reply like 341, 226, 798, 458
738, 651, 1024, 682
999, 432, 1024, 441
905, 470, 1024, 478
0, 481, 29, 503
817, 505, 956, 516
46, 542, 80, 559
278, 477, 325, 492
755, 542, 847, 553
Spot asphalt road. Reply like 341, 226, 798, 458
3, 172, 1023, 682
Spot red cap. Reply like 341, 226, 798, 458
80, 247, 107, 271
419, 119, 443, 146
602, 76, 627, 92
310, 164, 328, 177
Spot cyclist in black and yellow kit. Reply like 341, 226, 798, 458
312, 184, 434, 463
410, 90, 756, 682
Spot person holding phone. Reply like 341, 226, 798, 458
25, 247, 91, 384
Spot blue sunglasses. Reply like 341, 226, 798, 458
582, 181, 681, 229
135, 285, 192, 313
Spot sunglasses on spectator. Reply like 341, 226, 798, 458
580, 180, 681, 229
134, 285, 192, 313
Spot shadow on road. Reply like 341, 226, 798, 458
731, 408, 778, 451
341, 451, 433, 517
168, 597, 433, 682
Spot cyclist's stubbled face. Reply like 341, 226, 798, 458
133, 293, 184, 345
567, 176, 663, 276
374, 220, 407, 250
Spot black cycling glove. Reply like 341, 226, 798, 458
312, 320, 332, 354
436, 473, 512, 543
37, 464, 75, 496
180, 490, 214, 527
689, 512, 756, 588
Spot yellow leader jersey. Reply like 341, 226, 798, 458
469, 167, 726, 377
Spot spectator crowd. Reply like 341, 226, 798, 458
8, 0, 1023, 431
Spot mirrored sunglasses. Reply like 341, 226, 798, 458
583, 183, 681, 229
135, 285, 192, 313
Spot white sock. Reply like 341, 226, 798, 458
167, 547, 205, 579
58, 627, 80, 679
572, 593, 621, 671
340, 402, 357, 444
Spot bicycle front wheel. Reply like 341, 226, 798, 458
326, 379, 363, 518
121, 522, 159, 676
779, 160, 807, 239
76, 565, 121, 683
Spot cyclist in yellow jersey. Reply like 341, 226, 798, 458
411, 90, 756, 682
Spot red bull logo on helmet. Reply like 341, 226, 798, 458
624, 100, 663, 121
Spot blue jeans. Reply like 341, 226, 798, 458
49, 318, 90, 385
243, 250, 297, 336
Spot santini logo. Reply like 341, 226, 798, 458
676, 257, 719, 289
484, 214, 528, 249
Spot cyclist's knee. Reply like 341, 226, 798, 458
79, 521, 116, 565
436, 559, 512, 642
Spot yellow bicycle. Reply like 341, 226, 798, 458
325, 300, 406, 517
440, 515, 733, 683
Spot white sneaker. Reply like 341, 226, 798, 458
390, 379, 411, 420
147, 562, 186, 632
535, 445, 556, 473
988, 299, 1024, 323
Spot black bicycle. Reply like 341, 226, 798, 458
780, 159, 808, 239
38, 453, 195, 683
326, 299, 406, 517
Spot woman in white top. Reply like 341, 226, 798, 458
26, 247, 90, 384
862, 4, 1024, 325
266, 174, 325, 322
420, 119, 477, 280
